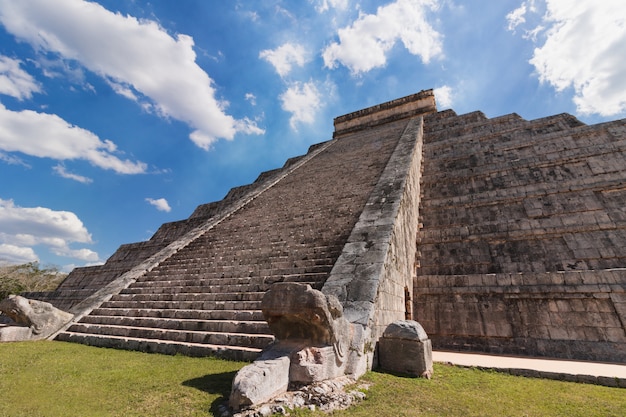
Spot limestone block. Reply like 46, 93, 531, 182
378, 320, 433, 378
0, 295, 74, 341
229, 352, 291, 412
290, 345, 345, 384
0, 325, 33, 342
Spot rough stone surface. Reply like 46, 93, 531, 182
378, 320, 433, 378
229, 350, 291, 411
51, 108, 412, 358
14, 89, 626, 369
263, 283, 349, 348
228, 376, 368, 417
230, 283, 369, 411
414, 109, 626, 362
323, 113, 426, 371
382, 319, 429, 341
0, 295, 73, 341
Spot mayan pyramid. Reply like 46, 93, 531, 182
23, 89, 626, 363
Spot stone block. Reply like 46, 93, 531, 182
290, 345, 345, 384
0, 325, 33, 342
229, 353, 291, 412
378, 320, 433, 377
0, 295, 74, 341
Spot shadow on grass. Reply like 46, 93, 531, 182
183, 370, 238, 416
370, 367, 424, 379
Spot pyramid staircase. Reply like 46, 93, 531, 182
52, 115, 415, 359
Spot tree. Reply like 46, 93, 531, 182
0, 262, 67, 300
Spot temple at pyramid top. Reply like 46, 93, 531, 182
333, 89, 437, 136
15, 88, 626, 366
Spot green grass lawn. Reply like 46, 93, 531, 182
1, 341, 624, 417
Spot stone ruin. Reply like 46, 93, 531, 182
0, 295, 73, 341
3, 88, 626, 409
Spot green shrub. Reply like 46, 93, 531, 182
0, 276, 25, 300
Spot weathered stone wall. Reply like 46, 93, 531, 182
415, 270, 626, 361
414, 109, 626, 361
323, 115, 426, 367
372, 119, 423, 338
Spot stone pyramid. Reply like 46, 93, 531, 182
27, 90, 434, 360
23, 89, 626, 364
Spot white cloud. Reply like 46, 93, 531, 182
506, 0, 539, 32
0, 243, 38, 264
312, 0, 349, 13
0, 0, 264, 149
506, 4, 528, 32
0, 55, 41, 100
434, 85, 453, 109
0, 152, 29, 167
0, 103, 147, 174
259, 43, 308, 77
107, 80, 139, 102
53, 165, 93, 184
245, 93, 257, 106
0, 198, 98, 263
510, 0, 626, 117
280, 81, 322, 130
322, 0, 443, 75
146, 198, 171, 213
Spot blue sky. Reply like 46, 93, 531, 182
0, 0, 624, 271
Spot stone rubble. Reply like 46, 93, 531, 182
220, 376, 368, 417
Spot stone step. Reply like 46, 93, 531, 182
143, 264, 333, 276
425, 112, 582, 145
120, 284, 268, 295
422, 137, 622, 181
46, 113, 406, 358
424, 113, 581, 150
99, 299, 261, 311
55, 332, 261, 361
130, 272, 328, 288
192, 250, 339, 260
90, 307, 264, 321
80, 315, 270, 334
66, 322, 273, 349
110, 292, 265, 303
128, 272, 328, 293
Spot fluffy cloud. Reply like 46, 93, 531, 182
509, 0, 626, 116
0, 198, 98, 263
260, 43, 308, 78
146, 198, 172, 213
312, 0, 349, 13
0, 103, 147, 174
0, 55, 41, 100
280, 81, 322, 130
0, 243, 37, 264
506, 0, 539, 33
0, 0, 264, 149
434, 85, 453, 109
322, 0, 443, 75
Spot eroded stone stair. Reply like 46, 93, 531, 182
55, 116, 412, 359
